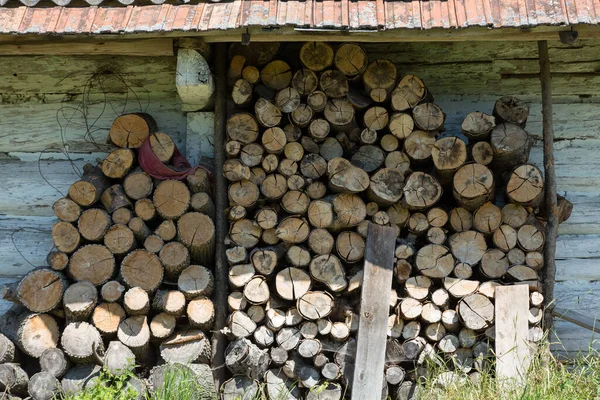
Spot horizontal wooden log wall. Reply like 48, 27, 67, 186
1, 41, 600, 358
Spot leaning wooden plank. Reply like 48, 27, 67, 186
495, 285, 530, 388
0, 39, 174, 56
553, 307, 600, 334
351, 223, 396, 399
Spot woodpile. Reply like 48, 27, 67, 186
222, 42, 568, 399
0, 116, 215, 399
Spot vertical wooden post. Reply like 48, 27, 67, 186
495, 285, 531, 387
351, 223, 396, 400
538, 40, 559, 329
211, 42, 229, 389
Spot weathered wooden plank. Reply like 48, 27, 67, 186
496, 285, 530, 387
352, 223, 396, 399
0, 39, 174, 56
553, 307, 600, 334
0, 99, 186, 153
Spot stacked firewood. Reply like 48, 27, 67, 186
221, 42, 565, 400
0, 115, 216, 399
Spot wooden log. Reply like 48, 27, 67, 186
281, 190, 310, 214
449, 207, 473, 232
391, 74, 426, 111
68, 163, 108, 207
432, 137, 467, 186
118, 316, 151, 360
40, 348, 70, 378
178, 212, 215, 264
0, 363, 29, 397
490, 123, 531, 175
408, 212, 429, 235
265, 369, 301, 400
101, 281, 125, 303
228, 311, 257, 338
228, 179, 259, 208
275, 267, 311, 301
221, 376, 260, 400
364, 106, 389, 131
320, 69, 349, 98
310, 254, 347, 292
53, 197, 81, 223
427, 227, 447, 245
242, 65, 260, 84
413, 103, 444, 131
102, 148, 135, 179
225, 140, 242, 159
381, 134, 399, 152
0, 333, 15, 364
449, 230, 487, 265
230, 219, 262, 248
291, 103, 314, 128
351, 145, 385, 173
481, 249, 510, 279
292, 68, 319, 95
405, 276, 432, 301
261, 60, 293, 90
187, 297, 215, 330
472, 141, 494, 166
276, 217, 310, 243
228, 54, 246, 86
493, 224, 518, 252
232, 79, 253, 107
186, 168, 211, 194
297, 292, 334, 320
415, 244, 454, 278
109, 113, 154, 148
69, 245, 115, 286
517, 224, 545, 252
104, 341, 135, 375
501, 204, 528, 229
526, 251, 544, 270
453, 163, 495, 211
123, 170, 153, 200
123, 287, 150, 316
60, 364, 101, 396
15, 268, 66, 313
78, 208, 110, 242
91, 302, 126, 336
334, 43, 367, 78
153, 180, 190, 220
64, 281, 97, 322
52, 221, 81, 254
330, 193, 367, 230
336, 231, 365, 263
255, 98, 282, 128
112, 207, 132, 225
458, 294, 494, 331
327, 157, 370, 194
177, 265, 214, 301
135, 199, 156, 222
324, 98, 355, 132
506, 164, 544, 208
363, 59, 396, 96
368, 168, 405, 206
61, 322, 104, 364
473, 202, 502, 234
150, 313, 176, 340
307, 90, 328, 114
508, 248, 526, 266
100, 184, 132, 215
507, 265, 538, 281
441, 309, 462, 333
300, 42, 334, 71
462, 112, 496, 141
227, 113, 260, 144
121, 250, 163, 292
493, 96, 530, 127
261, 173, 289, 199
403, 172, 442, 210
159, 241, 191, 281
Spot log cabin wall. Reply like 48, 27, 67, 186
0, 40, 598, 358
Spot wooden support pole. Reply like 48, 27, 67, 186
352, 223, 396, 399
538, 40, 559, 329
495, 285, 530, 388
211, 42, 229, 389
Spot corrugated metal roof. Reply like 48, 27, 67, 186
0, 0, 590, 35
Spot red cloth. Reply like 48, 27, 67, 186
138, 137, 213, 184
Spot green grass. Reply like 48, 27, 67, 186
60, 368, 139, 400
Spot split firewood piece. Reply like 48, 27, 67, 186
461, 112, 496, 141
481, 249, 509, 279
403, 172, 442, 210
388, 314, 404, 338
336, 231, 365, 263
232, 79, 253, 107
104, 341, 135, 375
275, 267, 311, 301
228, 311, 257, 338
123, 170, 153, 201
187, 297, 215, 330
368, 168, 405, 206
101, 281, 125, 303
92, 302, 126, 337
254, 326, 275, 348
472, 141, 494, 166
492, 224, 518, 252
473, 202, 502, 234
453, 163, 494, 211
61, 322, 104, 364
178, 265, 214, 300
443, 277, 480, 299
17, 268, 67, 313
53, 197, 81, 223
276, 217, 310, 243
412, 103, 444, 131
307, 90, 328, 113
153, 180, 190, 220
334, 43, 368, 78
320, 70, 349, 98
449, 230, 487, 265
118, 316, 154, 361
292, 69, 319, 95
518, 224, 545, 251
458, 294, 494, 331
399, 298, 423, 320
432, 137, 467, 186
64, 281, 97, 322
109, 113, 154, 149
230, 219, 262, 248
68, 164, 108, 207
40, 348, 70, 378
405, 276, 432, 301
78, 208, 110, 242
300, 42, 334, 71
297, 292, 334, 320
363, 59, 397, 100
104, 224, 136, 255
0, 363, 29, 397
415, 244, 454, 278
69, 245, 115, 286
121, 250, 164, 292
477, 281, 500, 299
112, 207, 132, 225
309, 254, 347, 292
102, 148, 135, 179
493, 96, 530, 127
178, 212, 215, 264
506, 164, 544, 208
277, 327, 302, 351
490, 123, 531, 174
228, 179, 259, 208
501, 203, 528, 229
261, 60, 293, 90
327, 157, 370, 193
227, 113, 260, 144
391, 74, 426, 111
324, 98, 355, 132
507, 265, 538, 281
